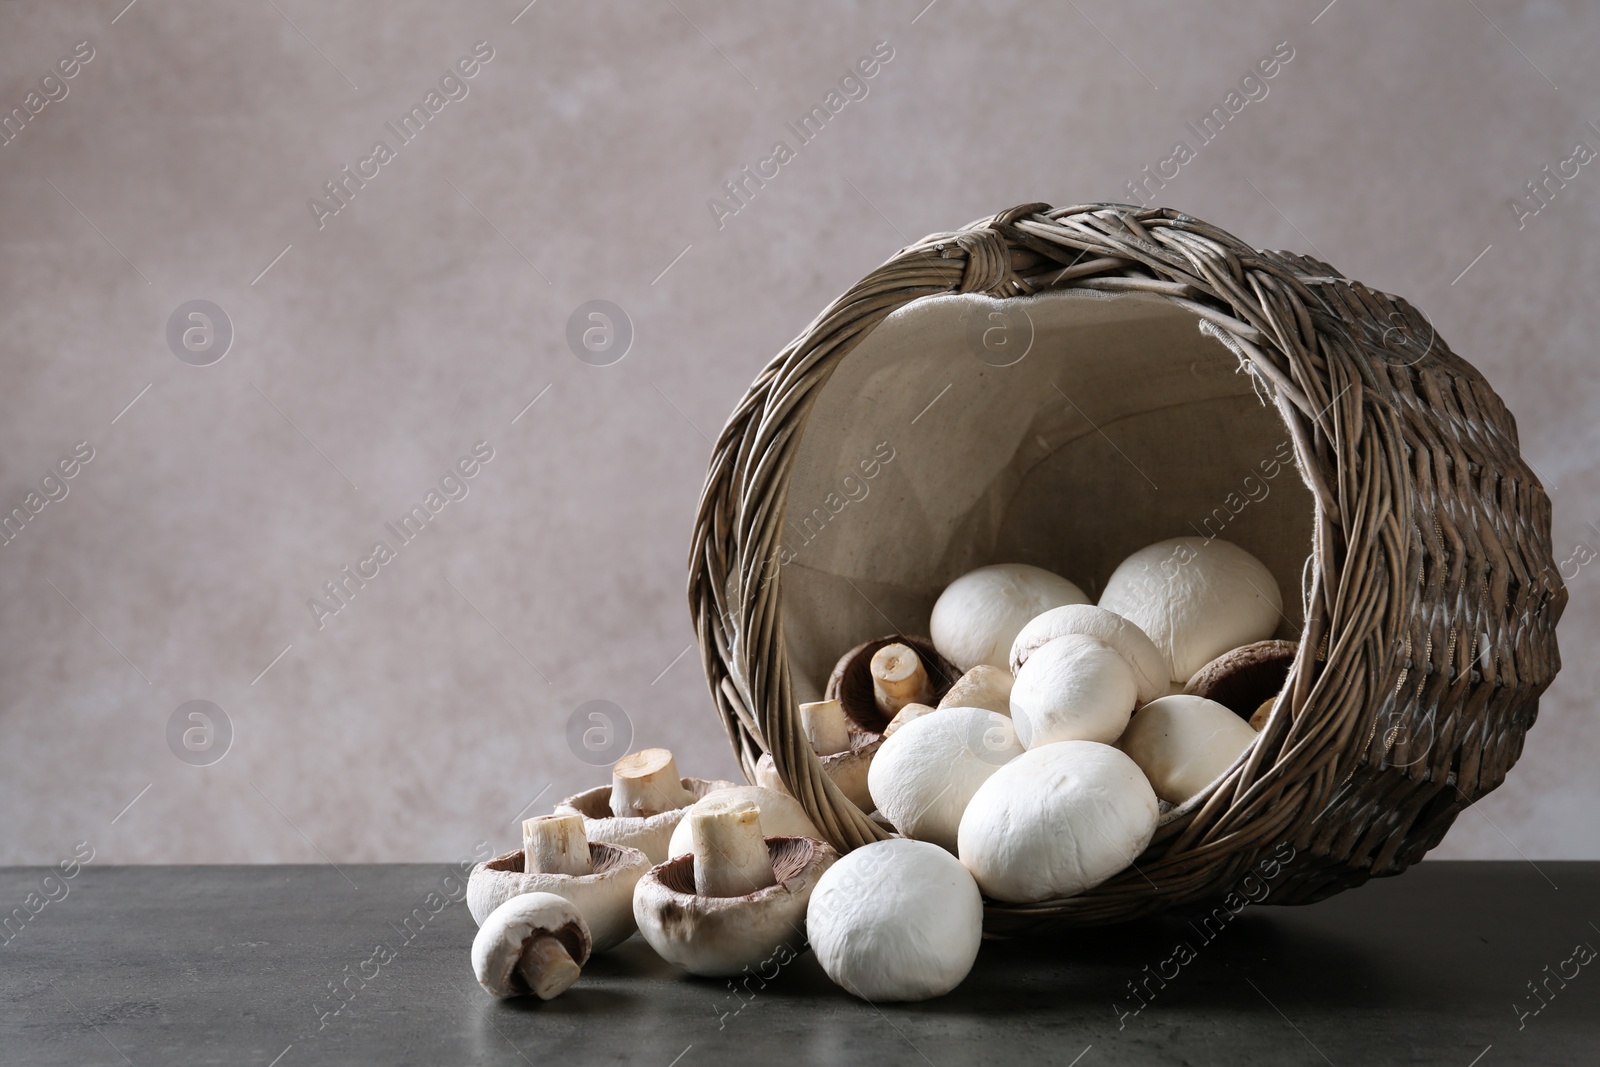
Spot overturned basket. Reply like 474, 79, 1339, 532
688, 203, 1565, 933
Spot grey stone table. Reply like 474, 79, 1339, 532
1, 862, 1595, 1066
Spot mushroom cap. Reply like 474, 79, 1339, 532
1009, 634, 1138, 748
957, 740, 1158, 903
1097, 537, 1283, 683
555, 776, 738, 864
930, 564, 1090, 672
666, 786, 824, 859
1183, 639, 1299, 717
826, 634, 959, 734
753, 753, 788, 795
936, 665, 1014, 717
1117, 694, 1260, 805
807, 838, 982, 1002
868, 707, 1022, 852
819, 733, 883, 811
467, 841, 651, 951
471, 891, 592, 998
633, 836, 837, 977
1009, 604, 1168, 706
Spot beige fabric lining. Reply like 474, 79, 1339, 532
779, 288, 1315, 701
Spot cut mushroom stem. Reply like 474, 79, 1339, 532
871, 643, 932, 718
690, 798, 777, 898
523, 813, 592, 876
518, 934, 582, 1000
800, 699, 852, 757
611, 748, 694, 818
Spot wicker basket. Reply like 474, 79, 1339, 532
688, 203, 1565, 933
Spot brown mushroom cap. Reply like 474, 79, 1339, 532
1183, 639, 1299, 718
825, 635, 960, 735
555, 776, 737, 864
468, 841, 651, 951
633, 836, 837, 977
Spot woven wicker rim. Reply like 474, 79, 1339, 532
688, 203, 1565, 930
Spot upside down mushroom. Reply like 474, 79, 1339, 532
633, 798, 836, 977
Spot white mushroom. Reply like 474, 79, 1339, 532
799, 699, 851, 757
666, 785, 822, 859
610, 748, 696, 817
825, 636, 957, 734
1009, 634, 1138, 747
524, 811, 589, 876
1097, 538, 1283, 683
1116, 694, 1260, 805
958, 740, 1158, 903
633, 800, 836, 977
936, 665, 1013, 717
754, 752, 787, 795
930, 563, 1089, 672
555, 749, 736, 863
869, 643, 933, 717
807, 838, 983, 1002
816, 737, 880, 811
466, 814, 651, 951
767, 698, 881, 811
883, 702, 937, 736
471, 891, 592, 999
1250, 696, 1277, 731
1009, 604, 1167, 706
868, 707, 1022, 852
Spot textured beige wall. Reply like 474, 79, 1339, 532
0, 0, 1593, 865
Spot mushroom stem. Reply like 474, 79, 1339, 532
610, 748, 694, 818
871, 643, 932, 718
517, 934, 581, 1000
1250, 697, 1276, 731
800, 699, 851, 757
689, 798, 776, 898
523, 813, 592, 876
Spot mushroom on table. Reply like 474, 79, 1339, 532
554, 748, 735, 863
467, 812, 650, 951
471, 892, 592, 1000
664, 785, 822, 860
633, 797, 835, 977
806, 838, 983, 1002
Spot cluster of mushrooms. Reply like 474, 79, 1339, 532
469, 535, 1295, 1003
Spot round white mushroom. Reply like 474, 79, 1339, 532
1097, 537, 1283, 683
1009, 634, 1138, 748
807, 839, 983, 1002
958, 740, 1158, 903
1009, 604, 1168, 707
868, 707, 1022, 852
930, 563, 1089, 672
936, 664, 1014, 717
1117, 694, 1260, 805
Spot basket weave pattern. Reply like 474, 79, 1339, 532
688, 203, 1565, 931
